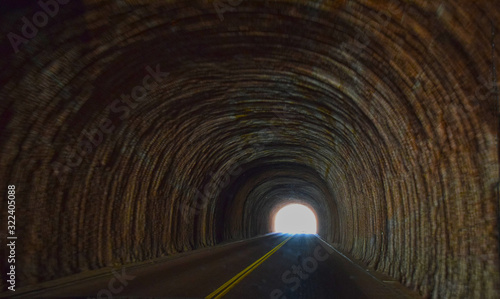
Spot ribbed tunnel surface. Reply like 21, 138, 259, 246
0, 0, 498, 298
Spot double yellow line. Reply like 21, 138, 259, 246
205, 235, 293, 299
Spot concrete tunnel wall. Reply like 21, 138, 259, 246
0, 0, 498, 297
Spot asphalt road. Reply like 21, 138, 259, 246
11, 234, 416, 298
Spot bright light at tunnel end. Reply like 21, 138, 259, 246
273, 204, 317, 234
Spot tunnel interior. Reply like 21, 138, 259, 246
0, 0, 499, 298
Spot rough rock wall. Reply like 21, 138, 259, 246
0, 0, 498, 297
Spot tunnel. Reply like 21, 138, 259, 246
0, 0, 498, 298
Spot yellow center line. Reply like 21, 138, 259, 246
205, 235, 293, 299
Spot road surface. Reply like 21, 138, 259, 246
9, 234, 417, 298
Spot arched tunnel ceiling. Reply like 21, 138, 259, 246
0, 0, 498, 297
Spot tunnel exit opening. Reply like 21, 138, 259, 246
273, 204, 317, 234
